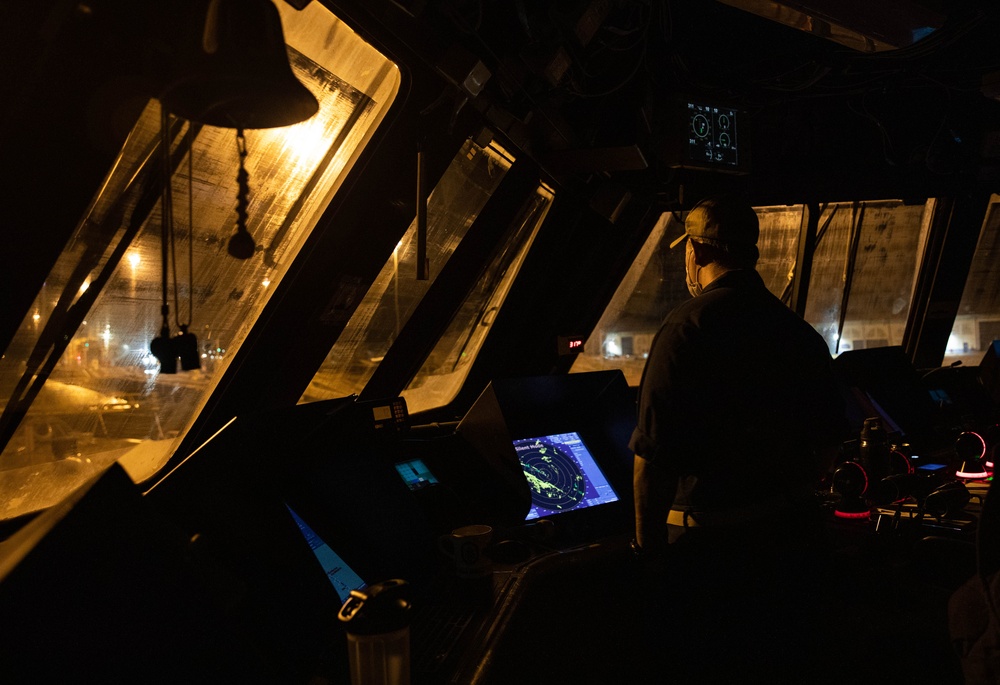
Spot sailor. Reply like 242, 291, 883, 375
628, 194, 847, 681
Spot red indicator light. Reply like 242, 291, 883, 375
557, 335, 585, 355
834, 509, 871, 520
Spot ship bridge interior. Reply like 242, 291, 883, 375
2, 1, 1000, 683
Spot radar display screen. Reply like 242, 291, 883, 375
684, 102, 740, 169
512, 432, 619, 520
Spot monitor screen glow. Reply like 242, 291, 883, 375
512, 432, 619, 520
394, 457, 439, 491
286, 505, 366, 602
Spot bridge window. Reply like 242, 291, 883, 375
300, 138, 516, 406
0, 4, 399, 521
804, 200, 933, 356
571, 199, 933, 385
570, 205, 804, 386
401, 183, 554, 414
945, 194, 1000, 366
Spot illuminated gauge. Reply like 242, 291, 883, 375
718, 132, 731, 148
691, 114, 710, 139
832, 461, 868, 497
955, 430, 988, 479
956, 431, 986, 460
718, 114, 731, 129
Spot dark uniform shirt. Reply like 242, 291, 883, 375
629, 269, 845, 513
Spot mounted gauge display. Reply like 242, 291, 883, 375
660, 99, 748, 174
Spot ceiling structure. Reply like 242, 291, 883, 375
362, 0, 1000, 206
1, 0, 998, 358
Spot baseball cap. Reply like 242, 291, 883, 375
669, 195, 760, 250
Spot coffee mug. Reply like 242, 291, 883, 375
438, 524, 493, 578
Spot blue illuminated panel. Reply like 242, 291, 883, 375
286, 505, 366, 602
394, 457, 439, 491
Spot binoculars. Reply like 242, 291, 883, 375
150, 326, 200, 373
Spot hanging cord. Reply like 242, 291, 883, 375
159, 107, 173, 340
169, 123, 196, 332
155, 114, 201, 372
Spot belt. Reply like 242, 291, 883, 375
667, 509, 701, 527
667, 494, 806, 529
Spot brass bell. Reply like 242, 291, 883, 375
160, 0, 318, 129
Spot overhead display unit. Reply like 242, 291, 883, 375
661, 99, 749, 175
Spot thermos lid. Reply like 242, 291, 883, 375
337, 578, 411, 635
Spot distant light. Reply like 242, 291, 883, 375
262, 278, 271, 287
605, 337, 622, 357
32, 311, 40, 324
122, 344, 130, 351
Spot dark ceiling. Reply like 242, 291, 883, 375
363, 0, 1000, 205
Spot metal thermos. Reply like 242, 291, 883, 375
338, 579, 412, 685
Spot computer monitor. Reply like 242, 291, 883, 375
833, 346, 937, 442
512, 432, 620, 520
